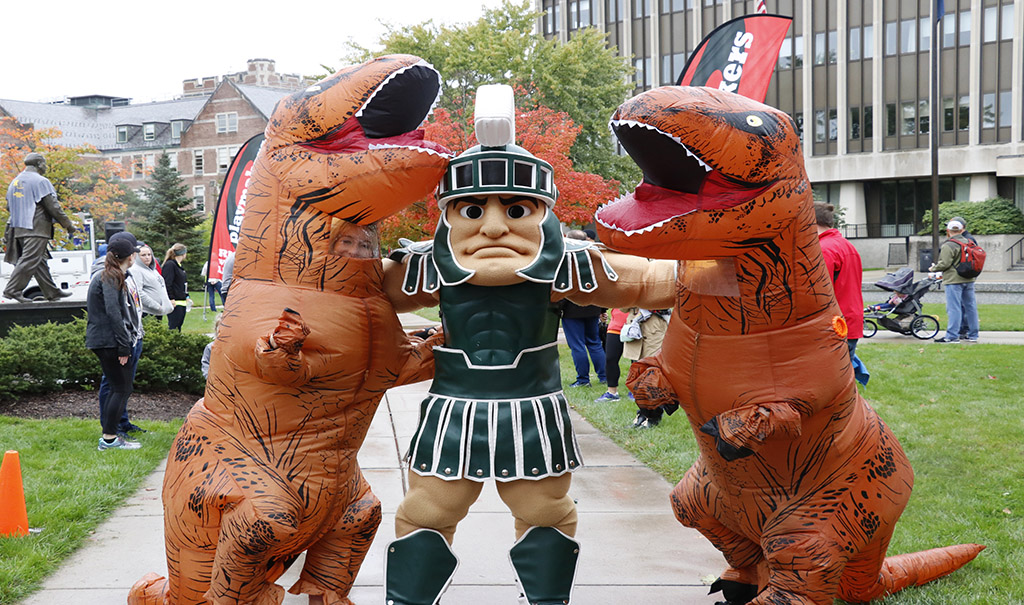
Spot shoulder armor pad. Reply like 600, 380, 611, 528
393, 239, 440, 296
552, 241, 618, 294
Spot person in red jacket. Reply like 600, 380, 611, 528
815, 202, 864, 360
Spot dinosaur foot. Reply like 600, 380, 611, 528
709, 578, 759, 605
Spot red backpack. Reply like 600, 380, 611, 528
947, 238, 986, 278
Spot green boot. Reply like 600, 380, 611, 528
384, 529, 459, 605
508, 526, 580, 605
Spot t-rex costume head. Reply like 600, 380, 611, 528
129, 55, 450, 605
596, 86, 982, 605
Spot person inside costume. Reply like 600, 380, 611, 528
381, 84, 675, 605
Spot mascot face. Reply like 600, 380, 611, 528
263, 54, 451, 225
595, 86, 807, 260
445, 194, 545, 286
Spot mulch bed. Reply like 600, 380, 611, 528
0, 390, 197, 421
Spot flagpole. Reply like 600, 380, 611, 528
930, 1, 942, 260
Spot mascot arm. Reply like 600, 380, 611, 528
254, 308, 314, 387
561, 249, 676, 310
394, 329, 445, 386
383, 257, 439, 312
700, 401, 803, 461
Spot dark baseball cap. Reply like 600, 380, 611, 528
108, 231, 139, 250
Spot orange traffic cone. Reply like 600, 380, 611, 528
0, 450, 29, 537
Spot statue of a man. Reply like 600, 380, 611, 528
4, 152, 75, 302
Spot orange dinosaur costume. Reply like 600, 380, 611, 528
128, 55, 451, 605
595, 86, 983, 605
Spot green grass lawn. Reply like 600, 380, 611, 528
0, 419, 182, 604
563, 342, 1024, 603
919, 303, 1024, 332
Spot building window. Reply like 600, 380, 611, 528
132, 156, 144, 180
900, 102, 916, 135
900, 19, 917, 53
918, 100, 929, 134
194, 150, 205, 174
1002, 5, 1015, 40
216, 112, 238, 134
217, 147, 230, 172
171, 121, 184, 140
828, 31, 837, 64
982, 93, 996, 129
919, 17, 931, 50
778, 37, 792, 69
828, 109, 837, 140
885, 21, 897, 55
849, 27, 861, 61
943, 13, 956, 47
999, 90, 1012, 128
983, 6, 997, 42
943, 97, 955, 131
863, 25, 874, 59
193, 186, 206, 212
958, 95, 970, 130
814, 32, 826, 65
886, 103, 897, 136
793, 112, 804, 138
863, 106, 873, 138
850, 107, 861, 139
607, 0, 621, 22
793, 35, 804, 67
116, 126, 128, 143
144, 154, 156, 173
814, 110, 826, 143
143, 123, 156, 141
959, 11, 971, 46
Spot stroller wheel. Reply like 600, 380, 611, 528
911, 315, 940, 340
862, 319, 878, 338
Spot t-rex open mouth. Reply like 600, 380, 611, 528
300, 61, 451, 158
596, 120, 771, 235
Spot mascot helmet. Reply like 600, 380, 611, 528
436, 84, 558, 208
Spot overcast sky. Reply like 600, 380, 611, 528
1, 0, 507, 103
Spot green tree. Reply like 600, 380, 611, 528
345, 0, 640, 188
131, 152, 205, 278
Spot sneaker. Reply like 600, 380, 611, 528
568, 380, 591, 388
595, 392, 621, 402
98, 436, 141, 451
119, 422, 147, 434
963, 337, 979, 343
934, 336, 961, 343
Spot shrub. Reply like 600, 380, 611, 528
0, 316, 208, 401
918, 198, 1024, 235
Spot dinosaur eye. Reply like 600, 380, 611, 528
459, 204, 484, 219
746, 115, 763, 127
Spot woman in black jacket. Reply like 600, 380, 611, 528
86, 236, 142, 450
162, 243, 190, 331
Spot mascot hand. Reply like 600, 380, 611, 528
625, 355, 679, 411
269, 308, 311, 354
701, 402, 802, 461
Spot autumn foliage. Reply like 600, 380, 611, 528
377, 102, 620, 250
1, 117, 127, 247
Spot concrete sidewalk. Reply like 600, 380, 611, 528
19, 315, 727, 605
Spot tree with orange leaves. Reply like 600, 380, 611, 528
1, 117, 127, 247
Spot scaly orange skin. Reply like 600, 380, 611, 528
598, 86, 982, 605
129, 55, 448, 605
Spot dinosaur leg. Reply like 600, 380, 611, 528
670, 461, 764, 598
837, 539, 986, 602
748, 532, 845, 605
289, 471, 382, 605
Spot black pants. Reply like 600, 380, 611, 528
167, 305, 186, 331
93, 347, 134, 435
604, 332, 624, 389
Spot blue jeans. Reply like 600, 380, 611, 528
562, 317, 606, 383
99, 337, 143, 431
943, 282, 979, 340
206, 282, 224, 311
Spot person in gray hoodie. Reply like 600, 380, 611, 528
133, 244, 173, 317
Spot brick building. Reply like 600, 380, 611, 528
0, 58, 309, 213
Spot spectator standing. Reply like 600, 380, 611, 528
3, 153, 75, 302
949, 216, 977, 340
201, 314, 223, 380
561, 230, 606, 387
86, 235, 142, 450
134, 244, 173, 317
595, 308, 630, 402
930, 219, 980, 343
220, 251, 235, 300
814, 202, 864, 360
201, 261, 225, 312
163, 244, 190, 331
624, 308, 671, 428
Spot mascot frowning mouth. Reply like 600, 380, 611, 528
596, 86, 983, 605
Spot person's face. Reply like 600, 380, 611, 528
139, 247, 153, 265
446, 194, 545, 286
330, 223, 379, 259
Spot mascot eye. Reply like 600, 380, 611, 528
746, 115, 763, 127
459, 205, 485, 219
506, 204, 532, 219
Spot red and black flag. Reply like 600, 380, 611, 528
206, 133, 263, 282
676, 14, 792, 103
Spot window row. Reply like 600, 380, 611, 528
115, 120, 187, 144
881, 91, 1013, 136
193, 146, 242, 175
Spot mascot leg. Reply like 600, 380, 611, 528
671, 462, 764, 603
497, 476, 579, 604
290, 472, 382, 605
748, 532, 844, 605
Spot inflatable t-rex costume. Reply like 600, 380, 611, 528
128, 55, 451, 605
595, 86, 983, 605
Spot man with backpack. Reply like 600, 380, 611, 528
930, 219, 980, 343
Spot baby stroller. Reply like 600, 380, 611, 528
863, 267, 941, 339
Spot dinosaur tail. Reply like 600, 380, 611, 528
127, 572, 169, 605
839, 543, 985, 602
